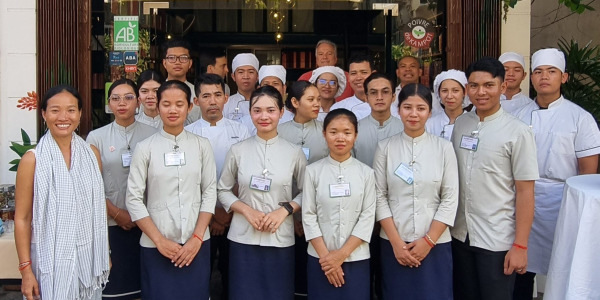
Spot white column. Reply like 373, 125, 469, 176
501, 0, 531, 95
0, 0, 37, 184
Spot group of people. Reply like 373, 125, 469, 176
13, 37, 600, 300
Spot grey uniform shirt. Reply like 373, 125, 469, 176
278, 119, 328, 165
354, 115, 404, 167
374, 132, 458, 244
126, 129, 217, 248
450, 108, 539, 251
87, 121, 157, 226
185, 80, 202, 125
136, 111, 162, 129
218, 135, 307, 247
302, 156, 376, 262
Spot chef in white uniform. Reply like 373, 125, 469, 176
426, 69, 470, 141
329, 54, 375, 121
222, 53, 259, 121
499, 52, 532, 114
512, 48, 600, 300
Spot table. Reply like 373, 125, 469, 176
545, 174, 600, 300
0, 231, 21, 279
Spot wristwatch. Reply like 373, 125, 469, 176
278, 202, 293, 215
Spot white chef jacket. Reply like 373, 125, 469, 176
87, 121, 157, 226
302, 155, 376, 262
374, 132, 458, 243
136, 111, 163, 129
222, 93, 250, 122
450, 108, 539, 252
425, 111, 467, 141
354, 115, 404, 167
330, 95, 372, 120
218, 135, 307, 247
278, 119, 328, 165
500, 92, 531, 115
126, 129, 217, 248
515, 96, 600, 274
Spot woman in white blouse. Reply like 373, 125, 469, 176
87, 79, 156, 299
135, 70, 164, 128
374, 83, 459, 300
425, 70, 471, 140
302, 109, 376, 299
126, 80, 217, 300
218, 85, 306, 300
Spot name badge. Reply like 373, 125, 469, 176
394, 163, 414, 185
302, 147, 310, 160
229, 112, 242, 121
250, 175, 272, 192
329, 183, 351, 198
460, 135, 479, 151
164, 151, 186, 166
121, 151, 132, 167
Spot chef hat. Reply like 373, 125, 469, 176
499, 52, 526, 68
531, 48, 565, 72
232, 53, 259, 73
433, 70, 471, 108
259, 65, 287, 84
309, 66, 347, 98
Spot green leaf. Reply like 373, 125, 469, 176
9, 142, 30, 156
21, 129, 31, 145
9, 165, 18, 172
8, 159, 20, 165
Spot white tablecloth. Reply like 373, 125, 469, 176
545, 174, 600, 300
0, 231, 21, 279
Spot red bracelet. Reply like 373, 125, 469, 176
18, 260, 31, 271
423, 236, 435, 248
513, 243, 527, 250
193, 233, 203, 244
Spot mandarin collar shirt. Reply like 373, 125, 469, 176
302, 156, 376, 262
425, 111, 467, 141
136, 110, 163, 129
354, 115, 404, 167
218, 135, 307, 247
330, 95, 372, 120
500, 92, 532, 115
373, 132, 458, 244
126, 129, 217, 248
450, 108, 539, 251
87, 121, 157, 226
278, 119, 328, 165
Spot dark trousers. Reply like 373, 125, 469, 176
513, 272, 536, 300
452, 238, 516, 300
294, 235, 308, 298
210, 230, 230, 300
369, 223, 382, 300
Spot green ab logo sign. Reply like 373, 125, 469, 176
114, 16, 139, 51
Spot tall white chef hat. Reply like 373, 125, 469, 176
232, 53, 259, 73
259, 65, 287, 84
309, 66, 347, 98
531, 48, 566, 73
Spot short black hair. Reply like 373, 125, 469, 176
157, 80, 192, 105
286, 80, 315, 114
323, 108, 358, 133
40, 84, 83, 111
194, 73, 225, 97
108, 78, 138, 99
397, 83, 433, 111
162, 39, 192, 58
198, 48, 226, 74
348, 54, 374, 71
250, 85, 284, 111
465, 57, 505, 82
363, 72, 393, 91
137, 69, 165, 90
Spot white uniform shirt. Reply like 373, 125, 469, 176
222, 93, 250, 122
354, 115, 404, 167
87, 121, 157, 226
136, 111, 163, 129
425, 111, 467, 141
185, 117, 250, 179
302, 156, 376, 262
126, 129, 217, 248
515, 96, 600, 274
450, 108, 539, 251
278, 119, 328, 165
218, 135, 307, 247
330, 95, 371, 120
185, 81, 202, 125
374, 132, 458, 243
394, 85, 442, 116
500, 92, 531, 115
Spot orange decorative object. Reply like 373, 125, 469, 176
17, 91, 38, 111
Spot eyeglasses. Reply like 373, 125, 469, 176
109, 94, 137, 103
165, 55, 190, 63
317, 79, 337, 86
367, 89, 392, 97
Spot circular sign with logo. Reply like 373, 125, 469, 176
403, 18, 435, 49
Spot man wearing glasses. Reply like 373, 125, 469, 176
162, 39, 200, 124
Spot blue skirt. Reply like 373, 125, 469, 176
306, 255, 369, 300
102, 226, 142, 299
380, 238, 453, 300
140, 239, 211, 300
229, 241, 294, 300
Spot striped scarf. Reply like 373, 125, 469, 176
33, 132, 109, 299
